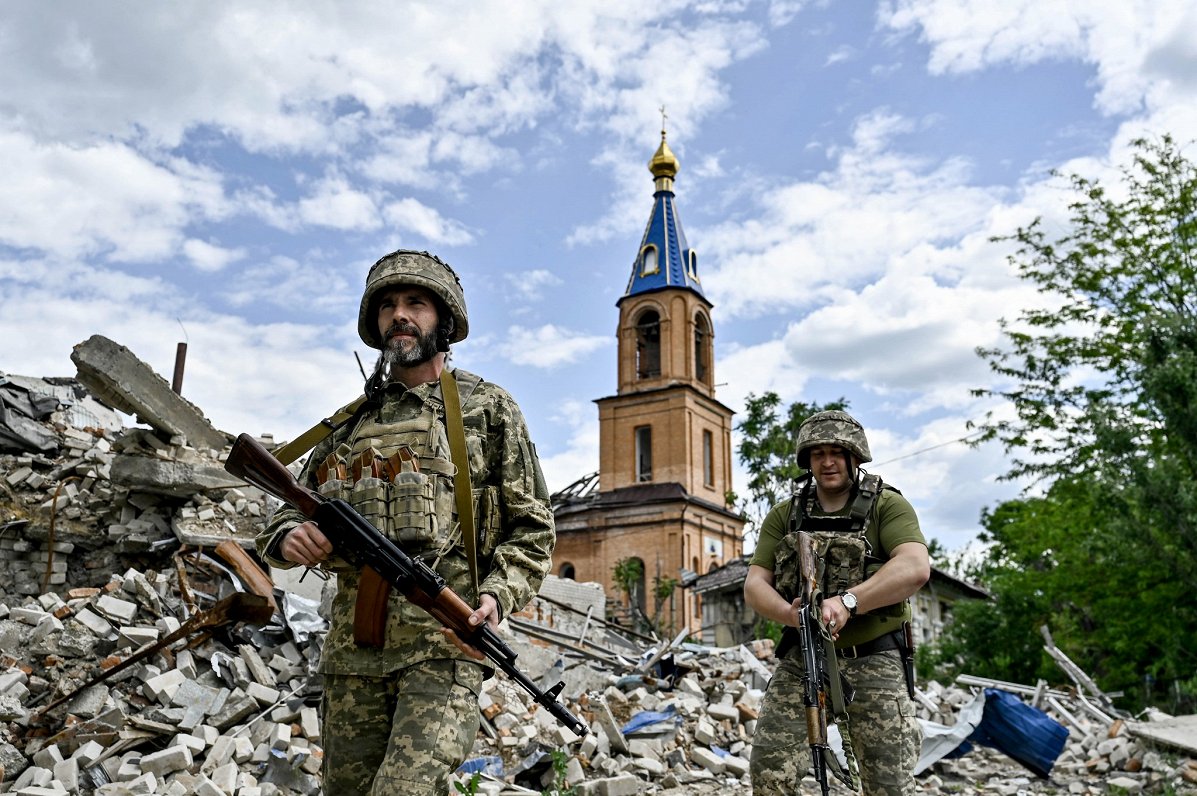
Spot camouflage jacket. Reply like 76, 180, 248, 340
256, 368, 555, 676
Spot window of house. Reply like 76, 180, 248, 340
559, 563, 576, 580
635, 310, 661, 379
635, 425, 652, 482
702, 429, 714, 487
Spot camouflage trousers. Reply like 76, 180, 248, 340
750, 649, 921, 795
321, 659, 484, 795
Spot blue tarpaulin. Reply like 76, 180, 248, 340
967, 689, 1069, 778
620, 704, 681, 735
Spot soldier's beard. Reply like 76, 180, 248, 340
382, 324, 439, 372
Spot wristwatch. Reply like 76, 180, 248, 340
841, 591, 859, 617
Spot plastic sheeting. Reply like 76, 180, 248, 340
917, 688, 1069, 779
621, 703, 681, 735
0, 375, 60, 453
969, 688, 1069, 778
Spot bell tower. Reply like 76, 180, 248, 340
598, 130, 731, 501
551, 128, 745, 636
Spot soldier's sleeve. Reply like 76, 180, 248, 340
748, 501, 790, 571
875, 489, 927, 556
477, 392, 555, 621
254, 433, 338, 570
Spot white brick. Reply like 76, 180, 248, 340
143, 668, 187, 704
139, 744, 193, 776
690, 745, 726, 774
72, 740, 105, 766
246, 681, 280, 706
95, 594, 138, 624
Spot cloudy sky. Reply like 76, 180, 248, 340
3, 0, 1195, 553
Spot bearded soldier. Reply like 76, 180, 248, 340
745, 410, 929, 795
256, 250, 555, 794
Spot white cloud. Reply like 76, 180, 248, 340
702, 109, 1007, 318
496, 325, 611, 369
0, 131, 226, 261
878, 0, 1197, 115
223, 255, 359, 316
538, 398, 601, 492
382, 198, 475, 246
183, 239, 246, 272
0, 255, 361, 442
503, 269, 564, 302
297, 175, 381, 231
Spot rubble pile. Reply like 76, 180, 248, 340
448, 635, 1197, 795
2, 344, 1196, 794
0, 562, 324, 795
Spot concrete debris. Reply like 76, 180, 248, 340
70, 336, 227, 454
1, 348, 1195, 794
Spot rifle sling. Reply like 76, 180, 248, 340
272, 396, 369, 465
440, 368, 480, 599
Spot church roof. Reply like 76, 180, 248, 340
621, 131, 706, 303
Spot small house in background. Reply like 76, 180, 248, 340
688, 555, 989, 647
690, 556, 755, 647
911, 567, 990, 646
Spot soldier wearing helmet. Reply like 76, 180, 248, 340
256, 250, 555, 795
745, 409, 930, 795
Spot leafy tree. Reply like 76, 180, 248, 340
958, 136, 1197, 711
610, 557, 680, 637
973, 136, 1196, 485
735, 392, 847, 531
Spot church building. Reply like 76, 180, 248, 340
552, 131, 746, 636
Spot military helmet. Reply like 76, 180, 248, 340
796, 410, 872, 469
357, 250, 469, 349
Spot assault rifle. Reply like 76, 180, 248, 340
224, 433, 588, 737
796, 530, 852, 796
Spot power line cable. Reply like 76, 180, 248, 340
872, 429, 987, 466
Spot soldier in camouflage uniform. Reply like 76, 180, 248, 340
744, 411, 930, 795
256, 250, 555, 795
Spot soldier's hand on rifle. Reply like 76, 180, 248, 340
822, 597, 847, 641
441, 593, 501, 662
280, 521, 334, 567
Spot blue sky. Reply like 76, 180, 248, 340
3, 0, 1196, 552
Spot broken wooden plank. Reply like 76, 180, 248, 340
1040, 624, 1126, 717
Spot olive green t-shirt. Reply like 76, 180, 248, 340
750, 482, 926, 648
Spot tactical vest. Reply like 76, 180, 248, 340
773, 471, 887, 607
316, 375, 483, 563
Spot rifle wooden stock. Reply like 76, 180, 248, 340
225, 433, 588, 736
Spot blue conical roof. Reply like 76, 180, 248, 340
622, 132, 706, 303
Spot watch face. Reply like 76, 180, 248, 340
843, 592, 857, 610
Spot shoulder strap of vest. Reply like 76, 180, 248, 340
789, 475, 814, 535
847, 471, 883, 530
271, 395, 371, 466
440, 367, 480, 599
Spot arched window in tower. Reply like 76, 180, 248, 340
635, 309, 661, 379
640, 245, 659, 276
694, 312, 711, 385
559, 562, 576, 580
688, 250, 700, 281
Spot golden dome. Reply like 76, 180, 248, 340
648, 131, 679, 179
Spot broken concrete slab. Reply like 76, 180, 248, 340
71, 335, 227, 452
1126, 714, 1197, 755
109, 454, 241, 497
